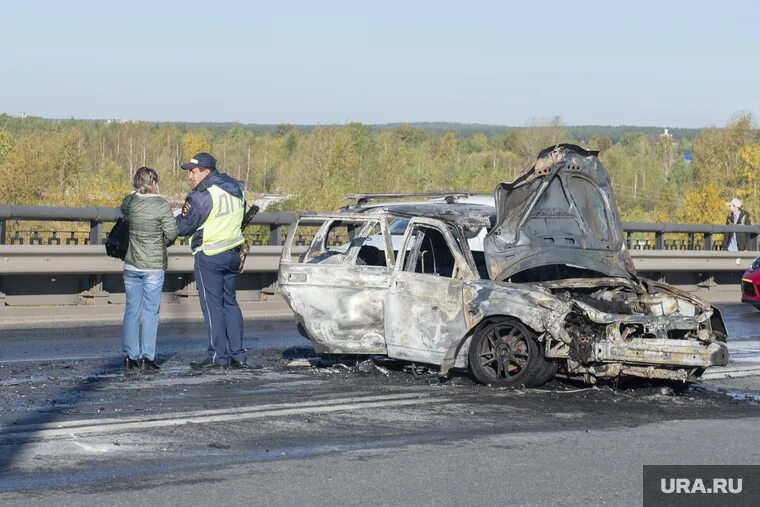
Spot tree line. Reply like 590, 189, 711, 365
0, 113, 758, 226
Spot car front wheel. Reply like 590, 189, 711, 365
468, 318, 543, 387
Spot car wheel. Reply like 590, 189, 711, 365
468, 319, 540, 387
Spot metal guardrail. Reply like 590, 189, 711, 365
622, 221, 760, 251
0, 245, 754, 276
0, 205, 297, 246
0, 205, 120, 245
0, 205, 298, 307
0, 245, 286, 275
0, 244, 753, 309
631, 250, 758, 271
0, 204, 757, 310
2, 204, 759, 249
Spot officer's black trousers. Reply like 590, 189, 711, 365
194, 249, 246, 364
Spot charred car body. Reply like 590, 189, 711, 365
279, 144, 729, 387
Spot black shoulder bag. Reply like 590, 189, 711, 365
105, 195, 135, 260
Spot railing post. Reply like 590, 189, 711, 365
704, 233, 712, 251
750, 233, 758, 251
696, 272, 716, 291
0, 219, 5, 245
174, 273, 199, 302
655, 231, 664, 250
0, 270, 5, 310
80, 274, 110, 305
269, 224, 281, 246
89, 220, 102, 245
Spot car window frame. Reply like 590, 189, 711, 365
394, 217, 477, 281
281, 213, 395, 268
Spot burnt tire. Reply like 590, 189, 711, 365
526, 342, 557, 387
468, 319, 541, 387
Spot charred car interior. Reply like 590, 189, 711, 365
279, 144, 729, 387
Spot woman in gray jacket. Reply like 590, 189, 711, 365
120, 167, 178, 373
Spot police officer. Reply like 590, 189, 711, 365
177, 152, 249, 369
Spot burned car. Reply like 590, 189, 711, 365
279, 144, 729, 387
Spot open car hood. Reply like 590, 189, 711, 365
484, 144, 637, 282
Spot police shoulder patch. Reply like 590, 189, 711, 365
182, 200, 192, 217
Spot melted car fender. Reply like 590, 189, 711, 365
440, 280, 572, 374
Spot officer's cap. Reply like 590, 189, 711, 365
181, 152, 216, 171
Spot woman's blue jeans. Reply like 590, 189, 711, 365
122, 269, 165, 360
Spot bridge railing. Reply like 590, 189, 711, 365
0, 205, 758, 308
2, 204, 760, 250
623, 222, 760, 251
0, 204, 297, 246
0, 205, 299, 307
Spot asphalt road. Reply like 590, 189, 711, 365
0, 304, 759, 506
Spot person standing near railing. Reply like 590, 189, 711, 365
176, 152, 250, 370
724, 198, 752, 251
121, 167, 178, 374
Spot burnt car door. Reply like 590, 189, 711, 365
385, 217, 475, 365
485, 143, 637, 282
279, 214, 395, 354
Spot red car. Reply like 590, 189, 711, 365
742, 256, 760, 310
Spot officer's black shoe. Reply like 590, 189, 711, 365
190, 358, 227, 370
140, 358, 161, 373
124, 356, 140, 374
229, 358, 251, 370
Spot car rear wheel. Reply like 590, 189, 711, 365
468, 319, 541, 387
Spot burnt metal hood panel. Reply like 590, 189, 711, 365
485, 144, 637, 281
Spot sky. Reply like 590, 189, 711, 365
2, 0, 759, 128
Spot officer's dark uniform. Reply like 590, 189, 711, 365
177, 153, 247, 368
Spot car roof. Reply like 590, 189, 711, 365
338, 193, 496, 230
361, 202, 495, 229
342, 193, 494, 209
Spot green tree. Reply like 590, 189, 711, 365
464, 133, 489, 153
181, 132, 210, 161
0, 131, 82, 205
394, 124, 427, 144
69, 160, 130, 206
738, 144, 760, 213
600, 133, 666, 214
654, 133, 676, 179
0, 128, 12, 166
692, 114, 758, 187
589, 135, 613, 152
274, 124, 297, 138
676, 182, 725, 224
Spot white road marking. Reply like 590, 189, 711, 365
705, 340, 760, 377
1, 356, 122, 364
71, 440, 112, 453
0, 393, 445, 441
702, 365, 760, 379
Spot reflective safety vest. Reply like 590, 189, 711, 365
193, 185, 245, 256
